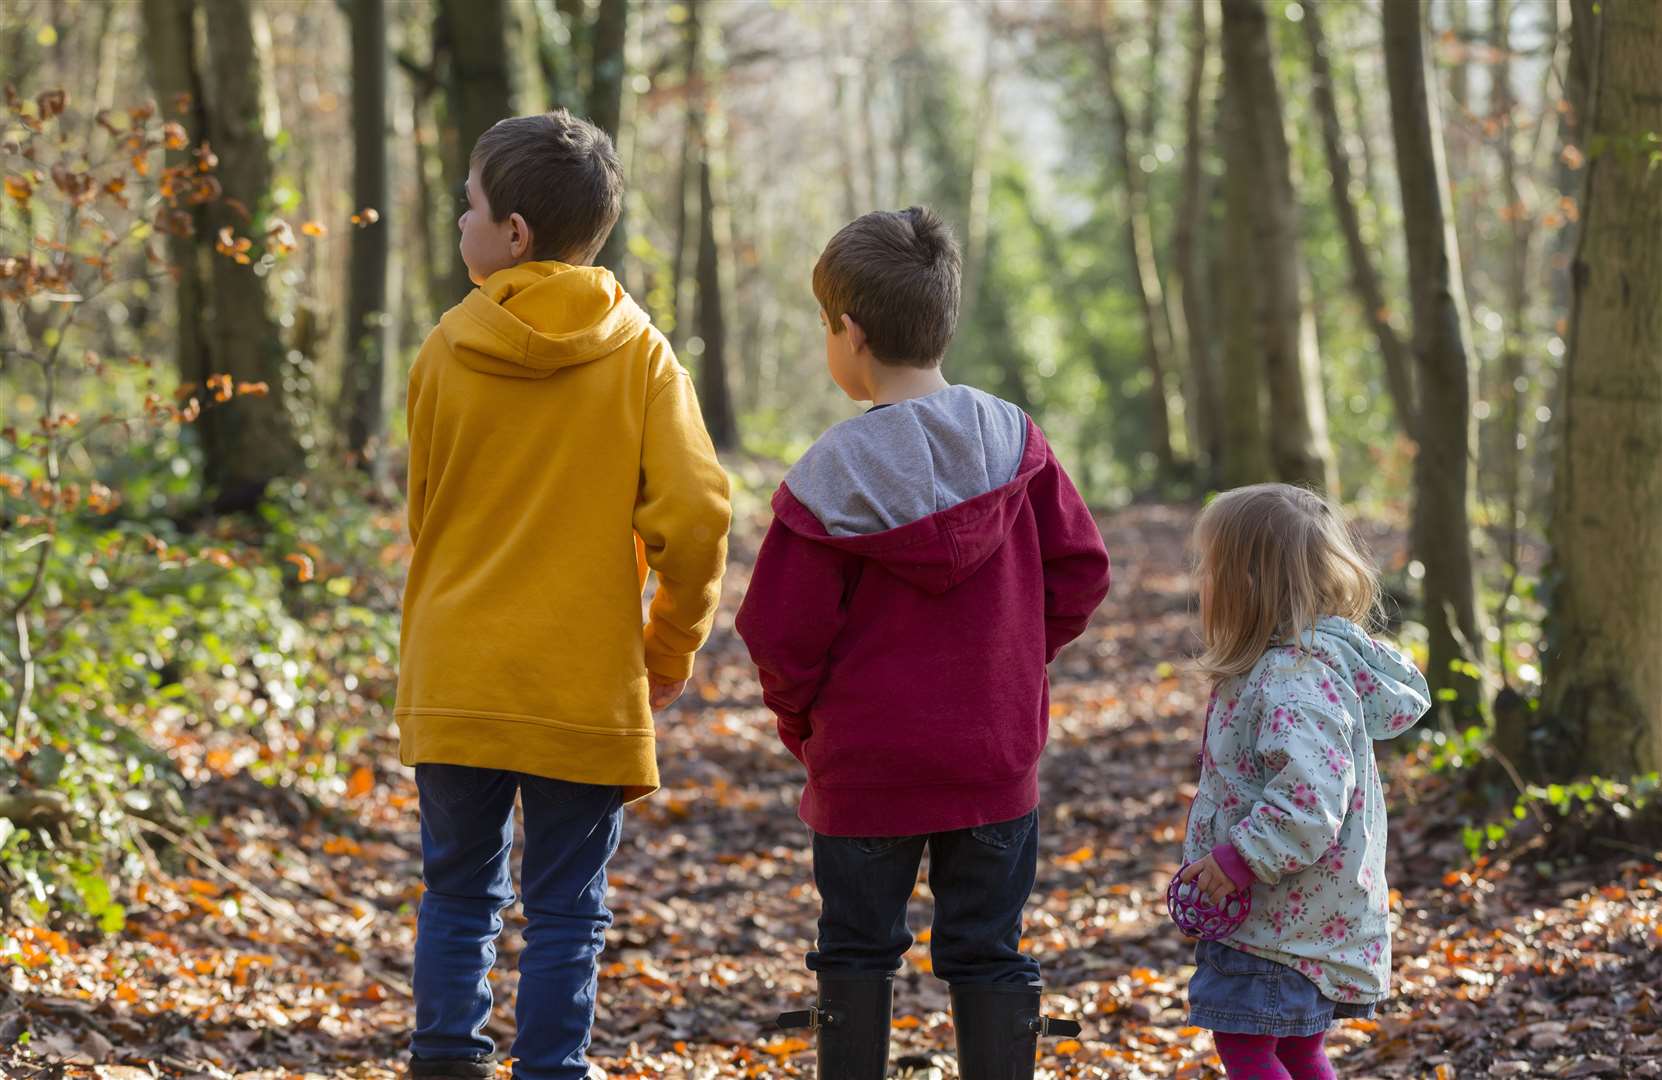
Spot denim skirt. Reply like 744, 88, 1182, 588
1187, 939, 1377, 1037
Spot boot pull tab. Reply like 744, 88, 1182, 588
777, 1006, 839, 1031
1028, 1015, 1082, 1038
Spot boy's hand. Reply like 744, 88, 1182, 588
1179, 854, 1239, 906
648, 676, 687, 711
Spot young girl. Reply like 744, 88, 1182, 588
1176, 484, 1430, 1079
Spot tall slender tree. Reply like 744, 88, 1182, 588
1541, 0, 1662, 777
1220, 0, 1335, 492
343, 0, 392, 467
1174, 0, 1221, 482
1302, 0, 1417, 440
436, 0, 511, 301
1384, 0, 1486, 722
589, 0, 628, 281
1218, 84, 1271, 489
1097, 2, 1180, 478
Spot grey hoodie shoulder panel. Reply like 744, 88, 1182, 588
784, 385, 1029, 538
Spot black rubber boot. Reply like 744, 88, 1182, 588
777, 973, 894, 1079
949, 984, 1081, 1080
408, 1056, 495, 1079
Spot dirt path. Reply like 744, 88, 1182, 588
3, 504, 1659, 1078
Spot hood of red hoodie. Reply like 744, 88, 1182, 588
771, 389, 1047, 595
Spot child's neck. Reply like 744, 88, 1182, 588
868, 364, 949, 406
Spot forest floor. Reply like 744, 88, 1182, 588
3, 502, 1661, 1079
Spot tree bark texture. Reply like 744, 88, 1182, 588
1302, 0, 1417, 441
1220, 0, 1334, 492
1099, 3, 1179, 477
436, 0, 511, 302
1383, 0, 1486, 722
143, 0, 300, 508
1543, 0, 1662, 777
344, 0, 391, 466
1174, 0, 1221, 481
589, 0, 628, 282
695, 155, 737, 452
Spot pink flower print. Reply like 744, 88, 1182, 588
1319, 678, 1341, 706
1296, 958, 1324, 981
1255, 802, 1287, 823
1268, 706, 1293, 735
1320, 915, 1352, 942
1362, 939, 1385, 966
1351, 786, 1366, 813
1286, 889, 1305, 919
1220, 790, 1243, 814
1290, 782, 1319, 813
1269, 908, 1288, 934
1324, 745, 1349, 778
1323, 844, 1346, 874
1202, 746, 1217, 772
1354, 669, 1378, 697
1390, 712, 1413, 732
1359, 864, 1375, 891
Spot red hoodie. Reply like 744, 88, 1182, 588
736, 405, 1110, 837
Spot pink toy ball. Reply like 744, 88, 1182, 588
1167, 868, 1252, 940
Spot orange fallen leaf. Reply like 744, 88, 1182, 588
347, 765, 375, 798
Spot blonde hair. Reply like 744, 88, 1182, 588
1193, 483, 1380, 679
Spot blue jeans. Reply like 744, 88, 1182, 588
808, 810, 1041, 985
411, 764, 623, 1079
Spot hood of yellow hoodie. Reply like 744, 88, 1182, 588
439, 261, 651, 379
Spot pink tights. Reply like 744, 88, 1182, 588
1212, 1032, 1336, 1079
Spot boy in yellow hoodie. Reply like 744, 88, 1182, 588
396, 110, 730, 1080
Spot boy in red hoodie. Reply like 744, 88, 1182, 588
735, 207, 1110, 1080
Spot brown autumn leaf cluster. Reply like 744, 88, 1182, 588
1, 502, 1659, 1079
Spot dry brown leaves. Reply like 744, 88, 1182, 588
2, 503, 1658, 1078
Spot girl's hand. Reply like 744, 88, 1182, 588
1179, 854, 1240, 906
648, 676, 686, 711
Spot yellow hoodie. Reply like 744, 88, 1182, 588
396, 262, 730, 801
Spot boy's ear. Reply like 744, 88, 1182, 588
507, 211, 533, 260
840, 313, 868, 356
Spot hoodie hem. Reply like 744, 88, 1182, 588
799, 769, 1040, 838
397, 710, 660, 803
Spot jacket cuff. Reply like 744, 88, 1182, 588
1212, 841, 1259, 891
644, 647, 694, 682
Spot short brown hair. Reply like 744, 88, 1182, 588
813, 206, 961, 367
1192, 484, 1381, 679
470, 110, 623, 265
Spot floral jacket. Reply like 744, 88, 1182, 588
1183, 616, 1431, 1003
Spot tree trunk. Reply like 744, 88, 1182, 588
1219, 81, 1271, 489
144, 0, 300, 508
1542, 0, 1662, 777
1099, 4, 1179, 478
1220, 0, 1334, 492
959, 29, 999, 332
1491, 0, 1536, 683
1302, 0, 1417, 439
139, 0, 208, 411
1174, 0, 1221, 483
343, 0, 391, 468
695, 154, 737, 452
1383, 0, 1486, 723
589, 0, 628, 282
669, 0, 701, 351
436, 0, 511, 301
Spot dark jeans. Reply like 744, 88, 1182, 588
809, 810, 1041, 986
411, 764, 623, 1080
